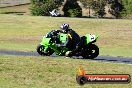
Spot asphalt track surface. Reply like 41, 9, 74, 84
0, 49, 132, 64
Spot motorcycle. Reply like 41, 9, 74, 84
36, 30, 99, 59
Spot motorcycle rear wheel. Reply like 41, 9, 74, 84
82, 44, 99, 59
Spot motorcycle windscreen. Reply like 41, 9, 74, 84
41, 36, 51, 46
59, 33, 67, 44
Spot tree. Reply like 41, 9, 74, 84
79, 0, 93, 17
107, 0, 124, 18
30, 0, 64, 16
92, 0, 106, 18
122, 0, 132, 18
62, 0, 82, 17
80, 0, 106, 18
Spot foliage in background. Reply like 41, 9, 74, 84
80, 0, 106, 18
30, 0, 132, 18
62, 0, 82, 17
67, 9, 81, 17
92, 0, 106, 18
79, 0, 127, 18
107, 0, 124, 18
122, 0, 132, 18
79, 0, 93, 17
30, 0, 63, 16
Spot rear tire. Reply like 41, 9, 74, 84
82, 44, 99, 59
36, 44, 54, 56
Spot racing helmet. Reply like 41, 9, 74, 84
60, 23, 69, 32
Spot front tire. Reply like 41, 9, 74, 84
82, 44, 99, 59
36, 44, 54, 56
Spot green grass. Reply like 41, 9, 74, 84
0, 55, 132, 88
0, 14, 132, 57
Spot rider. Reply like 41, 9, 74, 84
59, 23, 81, 50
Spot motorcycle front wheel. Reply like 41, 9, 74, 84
36, 44, 54, 56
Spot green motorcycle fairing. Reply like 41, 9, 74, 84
40, 34, 69, 55
57, 33, 69, 55
40, 36, 60, 54
40, 36, 51, 46
40, 36, 51, 52
85, 34, 99, 44
59, 33, 67, 44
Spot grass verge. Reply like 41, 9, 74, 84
0, 55, 132, 88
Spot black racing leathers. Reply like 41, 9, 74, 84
64, 29, 80, 50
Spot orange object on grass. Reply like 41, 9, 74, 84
78, 66, 86, 76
